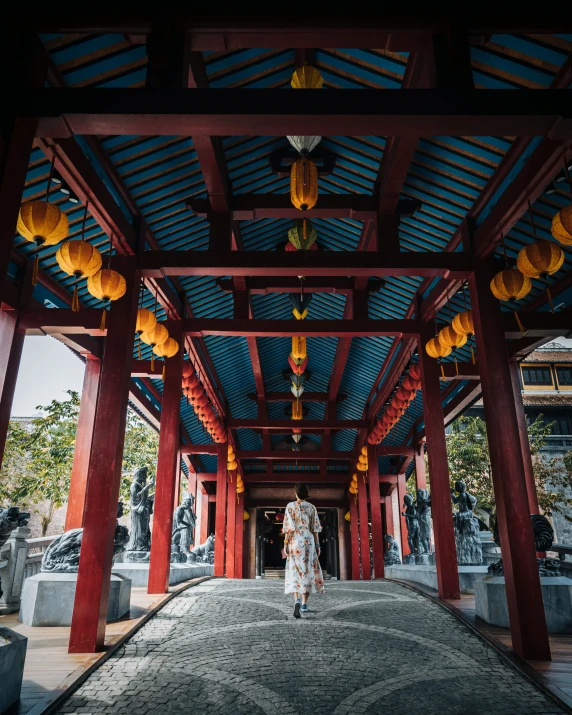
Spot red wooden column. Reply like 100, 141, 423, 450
199, 485, 209, 543
368, 446, 384, 579
418, 319, 460, 600
349, 496, 360, 580
396, 474, 410, 558
69, 257, 138, 653
414, 440, 427, 491
148, 320, 184, 594
357, 477, 371, 580
65, 357, 101, 530
214, 442, 228, 576
510, 361, 540, 514
173, 455, 182, 510
234, 491, 245, 578
225, 472, 237, 578
383, 496, 394, 538
470, 258, 550, 660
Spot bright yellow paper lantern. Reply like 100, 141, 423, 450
87, 268, 126, 302
551, 205, 572, 246
291, 65, 323, 89
291, 336, 307, 361
517, 239, 564, 278
140, 323, 169, 348
344, 511, 351, 522
452, 310, 474, 337
17, 200, 69, 246
56, 240, 102, 278
290, 157, 318, 211
490, 269, 531, 302
425, 337, 452, 359
153, 337, 179, 358
227, 460, 238, 471
243, 510, 250, 521
136, 308, 157, 335
292, 401, 303, 420
438, 325, 468, 350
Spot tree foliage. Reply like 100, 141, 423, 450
0, 390, 159, 535
444, 415, 572, 524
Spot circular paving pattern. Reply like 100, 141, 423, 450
55, 579, 566, 714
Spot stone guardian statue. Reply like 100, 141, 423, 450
124, 467, 155, 562
401, 494, 419, 563
384, 534, 401, 566
451, 480, 483, 566
415, 488, 432, 555
171, 494, 197, 563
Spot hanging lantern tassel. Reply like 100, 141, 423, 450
99, 308, 106, 332
138, 336, 142, 360
470, 343, 475, 365
32, 256, 39, 287
546, 285, 555, 314
162, 362, 166, 380
455, 354, 459, 375
151, 353, 155, 371
514, 311, 526, 334
440, 361, 445, 380
71, 283, 80, 313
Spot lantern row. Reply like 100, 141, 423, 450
367, 364, 422, 446
181, 362, 226, 444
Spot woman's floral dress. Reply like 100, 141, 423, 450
283, 500, 325, 595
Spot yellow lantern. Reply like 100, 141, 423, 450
56, 240, 103, 312
227, 460, 238, 471
243, 510, 250, 521
452, 310, 474, 337
349, 483, 358, 495
291, 336, 307, 361
87, 268, 127, 330
438, 326, 468, 350
361, 446, 368, 457
153, 337, 179, 358
356, 461, 367, 472
290, 157, 318, 211
17, 200, 69, 247
292, 401, 303, 420
344, 511, 351, 522
358, 454, 368, 466
516, 239, 564, 278
489, 269, 531, 302
551, 205, 572, 246
140, 323, 169, 348
291, 65, 324, 89
228, 447, 236, 461
425, 337, 452, 359
136, 308, 157, 335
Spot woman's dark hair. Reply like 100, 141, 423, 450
295, 483, 309, 500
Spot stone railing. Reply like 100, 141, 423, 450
0, 530, 57, 614
552, 543, 572, 578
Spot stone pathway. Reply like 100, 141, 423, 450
55, 579, 566, 714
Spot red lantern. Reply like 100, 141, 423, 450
395, 386, 413, 402
402, 374, 421, 392
182, 362, 193, 378
409, 363, 421, 381
368, 433, 378, 445
288, 355, 308, 374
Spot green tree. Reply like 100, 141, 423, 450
0, 391, 160, 534
445, 414, 572, 525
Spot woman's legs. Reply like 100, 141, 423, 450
301, 592, 309, 605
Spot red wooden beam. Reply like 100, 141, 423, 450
228, 419, 367, 430
188, 194, 376, 220
214, 443, 227, 576
237, 450, 356, 460
368, 445, 384, 579
138, 249, 473, 278
357, 475, 371, 580
217, 277, 354, 295
246, 391, 337, 403
243, 473, 350, 483
148, 321, 184, 594
128, 382, 161, 429
29, 88, 572, 139
180, 444, 219, 455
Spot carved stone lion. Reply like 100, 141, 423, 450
188, 534, 215, 564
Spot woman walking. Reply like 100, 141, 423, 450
282, 483, 325, 618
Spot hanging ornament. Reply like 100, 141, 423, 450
227, 460, 238, 471
552, 206, 572, 246
286, 135, 322, 157
56, 241, 102, 312
438, 326, 467, 350
452, 310, 474, 337
288, 218, 318, 251
291, 384, 304, 398
290, 157, 318, 211
243, 511, 250, 521
153, 337, 179, 359
344, 511, 351, 522
425, 337, 452, 359
489, 268, 531, 302
140, 322, 169, 371
291, 336, 307, 363
291, 65, 324, 89
87, 268, 127, 331
292, 400, 303, 420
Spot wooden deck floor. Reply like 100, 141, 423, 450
393, 581, 572, 712
0, 578, 210, 715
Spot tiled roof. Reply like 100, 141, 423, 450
475, 394, 572, 408
524, 351, 572, 364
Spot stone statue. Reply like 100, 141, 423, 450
0, 507, 30, 599
488, 513, 561, 577
451, 481, 483, 566
171, 494, 197, 563
415, 489, 432, 555
124, 467, 155, 562
41, 503, 129, 573
384, 534, 401, 566
189, 534, 215, 564
401, 494, 419, 561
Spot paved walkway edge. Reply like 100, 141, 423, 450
389, 577, 572, 713
25, 576, 213, 715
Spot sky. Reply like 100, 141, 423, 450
12, 336, 85, 416
10, 335, 572, 417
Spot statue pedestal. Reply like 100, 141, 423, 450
475, 575, 572, 633
385, 564, 489, 594
112, 562, 213, 587
0, 627, 27, 713
19, 573, 131, 627
122, 550, 150, 563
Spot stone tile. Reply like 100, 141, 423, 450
53, 579, 566, 715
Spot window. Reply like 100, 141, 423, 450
556, 365, 572, 390
521, 364, 553, 389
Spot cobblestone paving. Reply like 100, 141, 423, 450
55, 579, 566, 714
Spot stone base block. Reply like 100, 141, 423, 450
112, 562, 213, 587
19, 573, 131, 627
0, 627, 27, 713
475, 575, 572, 633
385, 564, 489, 594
